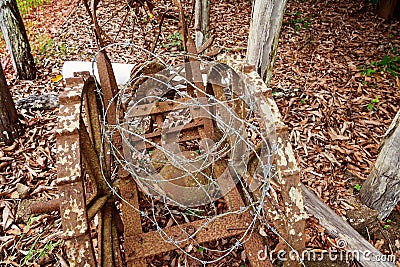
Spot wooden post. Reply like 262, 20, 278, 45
377, 0, 400, 20
360, 109, 400, 218
0, 63, 20, 144
0, 0, 36, 80
194, 0, 210, 50
246, 0, 287, 84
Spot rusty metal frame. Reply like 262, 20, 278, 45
120, 60, 271, 266
49, 49, 308, 267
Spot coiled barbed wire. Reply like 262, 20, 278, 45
88, 43, 304, 265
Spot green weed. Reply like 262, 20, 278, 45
183, 208, 205, 216
367, 0, 379, 4
376, 54, 400, 77
366, 96, 379, 111
17, 0, 51, 18
15, 215, 62, 266
58, 42, 68, 55
285, 11, 311, 33
354, 184, 361, 191
22, 238, 62, 266
359, 65, 377, 76
158, 32, 184, 51
358, 48, 400, 77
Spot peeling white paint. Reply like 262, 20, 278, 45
289, 187, 304, 210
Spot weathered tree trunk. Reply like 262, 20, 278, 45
377, 0, 400, 20
0, 0, 36, 80
194, 0, 210, 50
246, 0, 287, 85
0, 63, 20, 144
360, 109, 400, 218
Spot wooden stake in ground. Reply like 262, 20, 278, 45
360, 109, 400, 218
0, 63, 20, 144
0, 0, 36, 80
194, 0, 210, 50
246, 0, 287, 85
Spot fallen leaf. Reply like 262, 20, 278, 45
1, 201, 14, 230
51, 74, 63, 83
375, 239, 385, 250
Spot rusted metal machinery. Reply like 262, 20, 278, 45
119, 59, 269, 266
49, 49, 306, 266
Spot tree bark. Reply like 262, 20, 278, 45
194, 0, 210, 50
0, 0, 36, 80
360, 109, 400, 218
246, 0, 287, 85
0, 63, 20, 144
377, 0, 400, 20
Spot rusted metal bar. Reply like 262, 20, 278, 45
242, 65, 306, 267
96, 51, 119, 175
96, 51, 118, 124
95, 49, 127, 267
80, 117, 108, 194
120, 177, 147, 267
56, 77, 97, 267
126, 97, 198, 117
82, 76, 103, 156
29, 198, 61, 214
132, 129, 202, 150
87, 193, 111, 220
188, 59, 215, 142
229, 187, 272, 267
130, 119, 204, 142
212, 150, 271, 267
112, 213, 124, 267
57, 75, 122, 266
111, 201, 125, 235
101, 203, 114, 267
125, 212, 249, 261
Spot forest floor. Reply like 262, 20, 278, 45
0, 0, 400, 266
